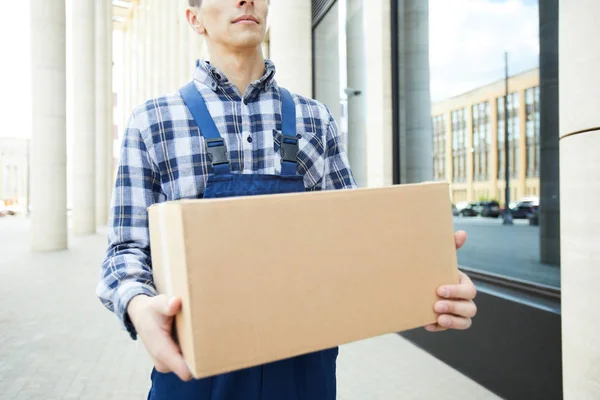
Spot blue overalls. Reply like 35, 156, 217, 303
147, 82, 339, 400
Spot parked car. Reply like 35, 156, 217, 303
510, 199, 539, 219
455, 201, 469, 212
458, 202, 479, 217
480, 201, 501, 218
452, 204, 460, 216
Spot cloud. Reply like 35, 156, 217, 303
429, 0, 539, 102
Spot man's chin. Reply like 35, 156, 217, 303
229, 37, 265, 51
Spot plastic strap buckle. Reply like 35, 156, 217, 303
280, 134, 298, 163
205, 138, 229, 166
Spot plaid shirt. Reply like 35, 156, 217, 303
97, 59, 357, 338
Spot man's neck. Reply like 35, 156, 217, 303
206, 45, 266, 95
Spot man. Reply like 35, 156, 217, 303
97, 0, 478, 398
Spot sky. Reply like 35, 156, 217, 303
429, 0, 539, 102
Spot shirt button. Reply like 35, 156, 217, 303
247, 136, 253, 143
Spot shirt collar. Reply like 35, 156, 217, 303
192, 59, 277, 92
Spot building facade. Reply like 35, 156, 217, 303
431, 69, 540, 204
0, 137, 28, 209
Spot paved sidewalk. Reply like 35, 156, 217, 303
0, 216, 500, 399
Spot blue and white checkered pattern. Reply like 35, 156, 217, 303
97, 60, 357, 338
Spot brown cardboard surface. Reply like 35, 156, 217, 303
148, 182, 459, 379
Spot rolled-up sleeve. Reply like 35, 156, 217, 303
96, 111, 164, 340
322, 109, 357, 190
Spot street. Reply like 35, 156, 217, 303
453, 216, 560, 287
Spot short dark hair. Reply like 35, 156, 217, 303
188, 0, 201, 6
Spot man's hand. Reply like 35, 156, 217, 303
425, 230, 478, 332
128, 294, 193, 381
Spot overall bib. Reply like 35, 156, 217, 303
147, 83, 338, 400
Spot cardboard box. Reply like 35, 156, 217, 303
148, 182, 459, 379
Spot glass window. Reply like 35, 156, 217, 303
451, 108, 467, 183
428, 2, 556, 290
534, 86, 540, 177
497, 93, 519, 179
472, 101, 489, 182
432, 115, 446, 181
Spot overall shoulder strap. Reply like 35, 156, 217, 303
278, 87, 299, 177
179, 82, 230, 174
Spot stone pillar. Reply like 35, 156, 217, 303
397, 0, 434, 183
141, 3, 150, 101
106, 4, 115, 201
71, 0, 96, 234
346, 0, 367, 188
178, 0, 191, 84
560, 1, 600, 398
123, 25, 132, 125
167, 2, 178, 91
30, 0, 68, 251
132, 6, 143, 107
149, 0, 159, 97
539, 0, 560, 266
363, 0, 393, 187
345, 0, 392, 188
268, 0, 312, 97
95, 0, 110, 227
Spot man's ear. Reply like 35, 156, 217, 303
186, 7, 206, 35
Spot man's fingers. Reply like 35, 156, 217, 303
458, 270, 474, 286
155, 336, 193, 382
434, 300, 477, 318
425, 323, 448, 333
438, 282, 477, 300
454, 230, 467, 250
437, 315, 472, 330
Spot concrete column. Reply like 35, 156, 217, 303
560, 1, 600, 398
141, 3, 150, 101
346, 0, 367, 187
123, 27, 132, 126
167, 2, 178, 90
148, 0, 158, 97
30, 0, 68, 251
178, 0, 191, 84
71, 0, 96, 234
344, 0, 392, 188
539, 0, 560, 266
313, 1, 341, 123
95, 0, 110, 227
132, 9, 140, 107
397, 0, 434, 183
106, 4, 115, 200
156, 0, 164, 95
268, 0, 312, 97
363, 0, 393, 187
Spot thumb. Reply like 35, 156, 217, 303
151, 295, 181, 316
165, 296, 182, 316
